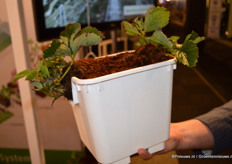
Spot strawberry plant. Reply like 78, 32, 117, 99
13, 23, 104, 98
122, 6, 205, 67
13, 6, 205, 101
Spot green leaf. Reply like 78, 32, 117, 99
144, 6, 170, 32
55, 88, 65, 93
185, 31, 205, 44
79, 26, 104, 39
66, 26, 104, 54
44, 79, 54, 87
57, 59, 68, 67
71, 33, 102, 54
150, 30, 172, 48
45, 60, 56, 68
169, 36, 180, 44
175, 41, 198, 67
32, 81, 43, 89
40, 61, 50, 78
43, 40, 61, 58
134, 17, 144, 31
122, 21, 140, 36
193, 36, 205, 44
136, 37, 147, 46
60, 23, 81, 46
0, 85, 13, 98
55, 43, 72, 57
25, 67, 39, 81
177, 51, 189, 66
13, 70, 31, 82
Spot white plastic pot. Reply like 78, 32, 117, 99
71, 52, 176, 164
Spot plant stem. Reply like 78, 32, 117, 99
58, 55, 75, 83
134, 21, 149, 44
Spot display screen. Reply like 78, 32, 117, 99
43, 0, 154, 29
33, 0, 155, 41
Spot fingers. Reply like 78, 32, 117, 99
137, 148, 154, 160
137, 123, 181, 160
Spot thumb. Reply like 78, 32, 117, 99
137, 148, 154, 160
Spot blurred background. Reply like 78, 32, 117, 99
0, 0, 232, 163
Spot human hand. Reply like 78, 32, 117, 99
137, 119, 214, 160
137, 123, 181, 160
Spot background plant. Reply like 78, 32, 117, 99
28, 39, 50, 69
122, 6, 205, 67
0, 85, 13, 107
13, 23, 104, 98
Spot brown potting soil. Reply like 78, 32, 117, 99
62, 44, 174, 100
